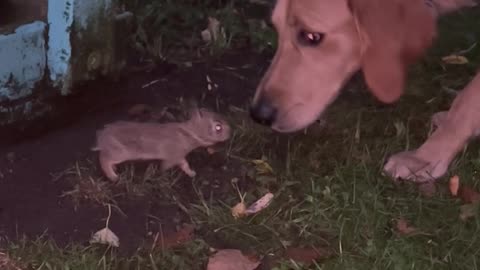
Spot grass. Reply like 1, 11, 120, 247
6, 236, 211, 270
120, 0, 275, 62
3, 3, 480, 270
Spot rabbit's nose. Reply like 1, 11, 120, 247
250, 96, 277, 126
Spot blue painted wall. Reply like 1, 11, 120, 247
0, 0, 121, 125
47, 0, 74, 95
0, 21, 46, 102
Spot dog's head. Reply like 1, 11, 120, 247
250, 0, 437, 132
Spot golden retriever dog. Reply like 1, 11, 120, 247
250, 0, 480, 182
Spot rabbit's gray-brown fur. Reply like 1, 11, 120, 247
92, 108, 231, 181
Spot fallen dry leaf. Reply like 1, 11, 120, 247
231, 184, 247, 219
232, 192, 274, 219
284, 246, 332, 266
201, 17, 221, 44
207, 249, 260, 270
252, 159, 274, 175
459, 202, 479, 221
442, 55, 469, 65
245, 192, 274, 215
231, 202, 247, 219
395, 218, 417, 235
90, 227, 120, 247
458, 186, 480, 203
156, 224, 195, 250
450, 175, 460, 196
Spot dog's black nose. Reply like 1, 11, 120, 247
250, 97, 277, 126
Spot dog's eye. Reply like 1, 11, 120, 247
298, 30, 324, 46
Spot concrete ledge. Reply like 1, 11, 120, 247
0, 21, 47, 103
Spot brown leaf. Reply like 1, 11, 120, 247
458, 186, 480, 203
231, 202, 247, 219
207, 249, 260, 270
245, 192, 274, 215
449, 175, 460, 196
442, 55, 469, 65
252, 159, 274, 175
284, 246, 332, 266
395, 218, 417, 235
156, 224, 195, 250
90, 227, 120, 247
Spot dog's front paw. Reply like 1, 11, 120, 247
431, 111, 448, 129
383, 151, 448, 182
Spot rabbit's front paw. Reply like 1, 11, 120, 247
99, 154, 120, 181
108, 173, 120, 182
186, 170, 197, 178
179, 159, 196, 178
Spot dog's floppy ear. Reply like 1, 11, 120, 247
348, 0, 437, 103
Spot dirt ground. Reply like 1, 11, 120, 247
0, 50, 272, 254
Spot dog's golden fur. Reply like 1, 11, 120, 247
250, 0, 479, 181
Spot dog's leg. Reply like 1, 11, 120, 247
384, 72, 480, 182
431, 111, 448, 129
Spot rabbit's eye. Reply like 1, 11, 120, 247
214, 124, 222, 133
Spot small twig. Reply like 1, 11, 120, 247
456, 42, 477, 55
160, 223, 165, 251
105, 204, 112, 228
232, 180, 246, 204
75, 162, 82, 179
228, 154, 249, 162
441, 86, 458, 96
151, 232, 159, 252
110, 203, 127, 218
142, 79, 160, 88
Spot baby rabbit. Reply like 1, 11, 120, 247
91, 107, 231, 181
